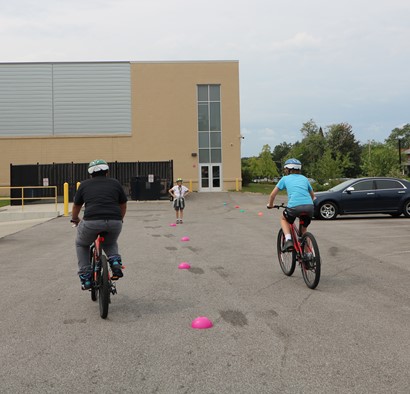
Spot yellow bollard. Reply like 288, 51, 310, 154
76, 182, 81, 190
189, 179, 193, 191
63, 182, 69, 217
236, 178, 239, 192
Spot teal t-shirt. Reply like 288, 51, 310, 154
276, 174, 313, 208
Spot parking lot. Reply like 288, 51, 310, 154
0, 192, 409, 393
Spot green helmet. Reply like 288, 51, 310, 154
88, 159, 109, 174
176, 178, 183, 182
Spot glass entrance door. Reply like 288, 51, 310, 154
200, 164, 222, 192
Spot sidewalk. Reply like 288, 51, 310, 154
0, 202, 72, 238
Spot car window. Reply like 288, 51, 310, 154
348, 180, 374, 191
375, 179, 404, 190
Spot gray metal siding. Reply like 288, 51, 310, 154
0, 64, 53, 135
53, 63, 131, 135
0, 62, 131, 136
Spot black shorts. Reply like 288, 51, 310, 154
284, 205, 314, 227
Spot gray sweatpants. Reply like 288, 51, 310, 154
75, 219, 123, 275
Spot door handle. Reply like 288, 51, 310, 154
366, 192, 375, 195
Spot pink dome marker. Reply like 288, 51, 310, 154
178, 262, 191, 269
191, 316, 213, 329
181, 236, 190, 242
234, 205, 240, 209
258, 212, 263, 216
169, 223, 177, 227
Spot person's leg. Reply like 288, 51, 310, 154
281, 211, 295, 251
75, 220, 103, 289
101, 220, 124, 279
101, 220, 122, 258
179, 208, 184, 222
75, 220, 102, 275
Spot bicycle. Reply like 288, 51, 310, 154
268, 203, 321, 289
72, 221, 118, 319
89, 232, 118, 319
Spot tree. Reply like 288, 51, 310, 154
326, 123, 361, 177
361, 141, 400, 177
312, 148, 348, 183
385, 123, 410, 150
271, 142, 292, 169
300, 119, 320, 138
258, 144, 279, 179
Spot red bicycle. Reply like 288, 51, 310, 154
89, 232, 117, 319
270, 203, 321, 289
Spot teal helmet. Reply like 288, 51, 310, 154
88, 159, 109, 174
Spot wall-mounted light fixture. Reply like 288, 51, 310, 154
191, 152, 197, 157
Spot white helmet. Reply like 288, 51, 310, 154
284, 158, 302, 170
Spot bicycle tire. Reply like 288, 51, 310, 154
98, 255, 110, 319
300, 232, 321, 289
90, 246, 97, 302
277, 229, 296, 276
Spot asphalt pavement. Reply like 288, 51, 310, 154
0, 192, 409, 393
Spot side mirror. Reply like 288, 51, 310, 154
345, 186, 354, 193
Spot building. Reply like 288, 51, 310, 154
0, 61, 241, 194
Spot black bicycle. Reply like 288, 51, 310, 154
89, 232, 117, 319
269, 204, 321, 289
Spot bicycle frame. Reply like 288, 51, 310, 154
92, 234, 105, 282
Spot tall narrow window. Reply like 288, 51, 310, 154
197, 85, 221, 163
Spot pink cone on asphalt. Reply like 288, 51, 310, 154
169, 223, 177, 227
181, 236, 190, 242
235, 205, 240, 208
178, 262, 191, 270
191, 316, 213, 329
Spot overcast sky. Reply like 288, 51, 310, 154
1, 0, 409, 157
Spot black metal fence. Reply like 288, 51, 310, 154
10, 161, 173, 204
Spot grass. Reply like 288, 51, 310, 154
0, 199, 10, 207
241, 183, 286, 195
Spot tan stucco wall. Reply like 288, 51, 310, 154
0, 61, 241, 193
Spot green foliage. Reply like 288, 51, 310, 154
241, 158, 253, 186
385, 124, 410, 149
259, 144, 279, 179
326, 123, 361, 177
244, 119, 410, 185
361, 141, 400, 176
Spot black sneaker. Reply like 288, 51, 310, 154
281, 239, 294, 252
79, 273, 92, 290
110, 261, 123, 280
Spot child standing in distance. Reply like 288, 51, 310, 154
169, 178, 190, 224
267, 158, 315, 251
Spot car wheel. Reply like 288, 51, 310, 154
403, 200, 410, 218
319, 202, 338, 220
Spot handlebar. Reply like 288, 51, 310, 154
266, 203, 287, 210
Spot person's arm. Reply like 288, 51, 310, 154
169, 187, 175, 198
267, 186, 280, 208
71, 204, 82, 224
120, 202, 127, 219
309, 189, 316, 202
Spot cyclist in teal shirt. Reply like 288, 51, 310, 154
267, 158, 315, 251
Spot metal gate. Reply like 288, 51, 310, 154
10, 161, 173, 204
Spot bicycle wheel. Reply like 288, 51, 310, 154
98, 255, 110, 319
276, 229, 296, 276
90, 246, 97, 302
300, 232, 321, 289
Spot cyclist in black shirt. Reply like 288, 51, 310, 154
71, 159, 128, 290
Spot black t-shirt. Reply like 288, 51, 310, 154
74, 176, 128, 220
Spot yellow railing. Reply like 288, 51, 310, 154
0, 186, 58, 211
